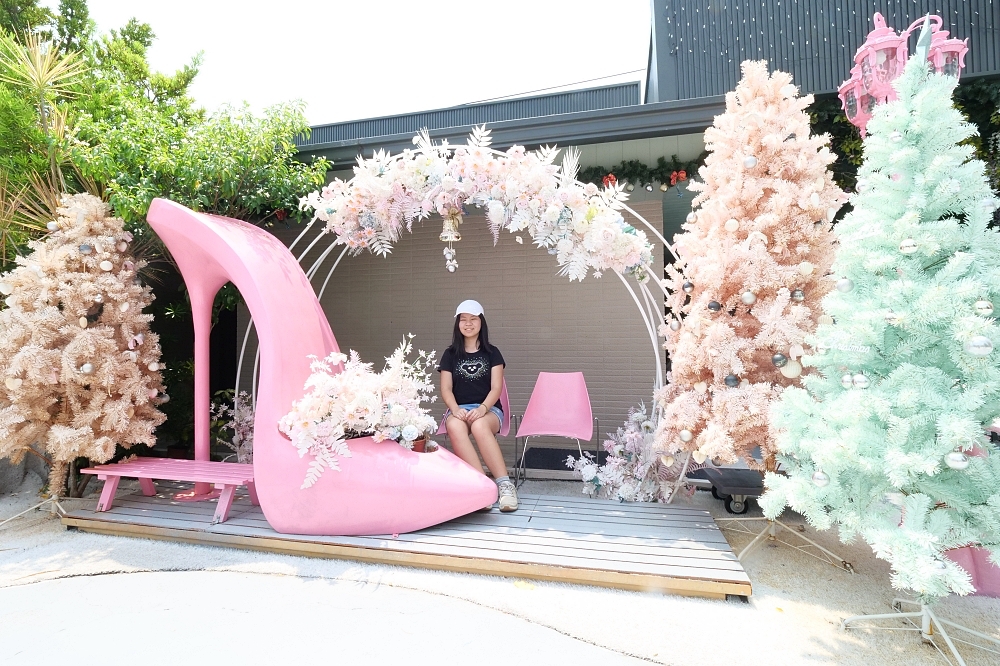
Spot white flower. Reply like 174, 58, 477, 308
401, 424, 420, 441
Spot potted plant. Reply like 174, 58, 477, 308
279, 336, 438, 488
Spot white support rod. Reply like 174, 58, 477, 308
317, 246, 350, 301
286, 219, 316, 254
295, 227, 329, 265
251, 345, 261, 411
305, 238, 342, 280
616, 271, 663, 389
234, 317, 256, 397
620, 203, 678, 262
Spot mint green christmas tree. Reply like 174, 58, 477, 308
760, 51, 1000, 600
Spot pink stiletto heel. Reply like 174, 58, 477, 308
147, 199, 497, 535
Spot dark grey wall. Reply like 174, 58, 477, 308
646, 0, 1000, 102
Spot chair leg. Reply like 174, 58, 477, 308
517, 436, 531, 488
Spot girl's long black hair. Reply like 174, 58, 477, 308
449, 313, 491, 358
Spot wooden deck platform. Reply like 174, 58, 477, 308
62, 484, 751, 600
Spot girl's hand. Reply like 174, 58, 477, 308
466, 405, 488, 422
452, 407, 470, 421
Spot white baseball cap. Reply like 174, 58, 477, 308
455, 299, 484, 316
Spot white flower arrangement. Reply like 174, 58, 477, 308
566, 403, 691, 503
298, 127, 654, 282
278, 336, 438, 488
211, 390, 254, 464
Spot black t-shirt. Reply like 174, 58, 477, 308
438, 345, 505, 407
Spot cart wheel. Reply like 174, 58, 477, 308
711, 487, 729, 500
725, 496, 749, 514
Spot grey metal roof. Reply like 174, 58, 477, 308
647, 0, 1000, 103
296, 94, 725, 166
300, 83, 640, 151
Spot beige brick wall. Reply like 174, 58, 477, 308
239, 198, 665, 468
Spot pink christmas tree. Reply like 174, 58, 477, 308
655, 60, 846, 471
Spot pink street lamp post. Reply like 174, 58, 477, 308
839, 13, 969, 135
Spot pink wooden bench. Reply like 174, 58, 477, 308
82, 459, 257, 524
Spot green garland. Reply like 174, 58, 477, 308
577, 154, 707, 188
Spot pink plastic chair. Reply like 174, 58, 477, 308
514, 372, 593, 485
436, 378, 511, 437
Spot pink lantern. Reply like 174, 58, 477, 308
838, 13, 969, 136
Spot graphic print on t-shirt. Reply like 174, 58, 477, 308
457, 356, 489, 381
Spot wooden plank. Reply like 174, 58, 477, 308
523, 507, 720, 529
64, 508, 748, 582
528, 496, 714, 519
62, 515, 751, 597
449, 513, 731, 543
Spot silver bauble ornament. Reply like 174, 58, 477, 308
975, 300, 994, 316
446, 264, 457, 273
707, 300, 722, 312
682, 281, 694, 294
964, 335, 993, 357
686, 212, 697, 224
889, 131, 902, 142
93, 293, 103, 303
772, 353, 788, 368
836, 278, 854, 293
741, 291, 757, 305
678, 429, 693, 443
852, 374, 870, 389
79, 244, 93, 255
791, 288, 805, 302
899, 239, 918, 255
945, 450, 969, 470
743, 155, 758, 169
724, 374, 739, 387
841, 374, 854, 389
160, 394, 170, 404
645, 184, 653, 192
812, 470, 830, 487
80, 363, 94, 375
669, 319, 681, 331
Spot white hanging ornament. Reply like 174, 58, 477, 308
678, 429, 693, 443
0, 282, 12, 295
810, 192, 820, 207
160, 394, 170, 403
99, 260, 114, 271
899, 239, 918, 255
852, 373, 870, 389
975, 300, 994, 316
669, 318, 681, 331
890, 131, 903, 142
4, 377, 22, 390
814, 341, 830, 355
779, 359, 802, 379
945, 450, 970, 470
741, 291, 757, 305
4, 295, 15, 308
686, 212, 697, 224
78, 317, 88, 328
885, 310, 902, 326
836, 278, 854, 293
117, 241, 128, 252
46, 221, 59, 231
743, 155, 758, 169
788, 344, 804, 359
79, 363, 94, 375
119, 302, 130, 312
818, 315, 834, 326
964, 335, 993, 357
798, 261, 814, 275
93, 293, 103, 303
659, 455, 675, 468
148, 388, 158, 399
812, 470, 830, 487
693, 381, 708, 394
841, 374, 854, 389
147, 362, 159, 371
691, 449, 708, 464
724, 218, 740, 232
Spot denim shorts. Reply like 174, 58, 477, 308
450, 402, 504, 423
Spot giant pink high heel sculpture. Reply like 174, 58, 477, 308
147, 199, 497, 535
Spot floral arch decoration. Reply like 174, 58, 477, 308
237, 127, 679, 411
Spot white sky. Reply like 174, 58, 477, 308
74, 0, 651, 126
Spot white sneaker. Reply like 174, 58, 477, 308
498, 480, 518, 512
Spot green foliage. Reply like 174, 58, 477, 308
73, 100, 329, 226
54, 0, 90, 54
0, 0, 53, 34
0, 81, 46, 187
577, 154, 706, 187
808, 94, 864, 194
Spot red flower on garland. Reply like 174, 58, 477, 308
669, 170, 688, 187
275, 209, 288, 221
602, 173, 617, 188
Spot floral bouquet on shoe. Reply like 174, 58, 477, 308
279, 336, 438, 488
